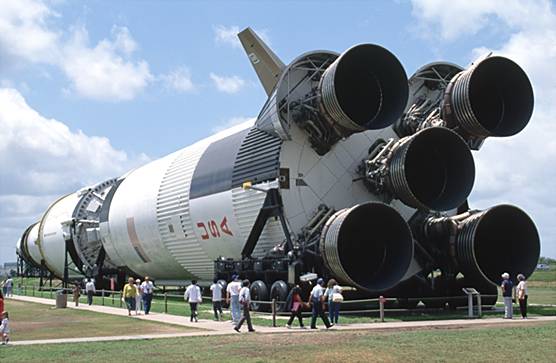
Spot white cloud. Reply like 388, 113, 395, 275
213, 25, 271, 49
0, 87, 148, 195
0, 0, 179, 101
209, 73, 246, 94
211, 116, 255, 133
0, 0, 60, 64
0, 87, 149, 263
410, 0, 556, 257
60, 26, 153, 101
160, 66, 195, 93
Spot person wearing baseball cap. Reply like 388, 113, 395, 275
227, 274, 242, 323
308, 277, 332, 329
500, 272, 513, 319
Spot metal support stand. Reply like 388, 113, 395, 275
462, 288, 482, 318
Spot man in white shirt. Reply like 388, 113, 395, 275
210, 278, 223, 321
226, 275, 242, 323
4, 278, 13, 297
184, 280, 202, 322
85, 279, 96, 305
309, 278, 332, 329
140, 276, 155, 315
234, 279, 255, 332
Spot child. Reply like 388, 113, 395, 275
1, 311, 9, 345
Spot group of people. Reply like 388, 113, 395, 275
501, 272, 529, 319
121, 276, 155, 316
285, 278, 343, 330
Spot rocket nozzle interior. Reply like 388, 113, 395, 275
320, 44, 408, 133
320, 202, 414, 292
457, 204, 540, 285
445, 56, 534, 137
389, 127, 475, 211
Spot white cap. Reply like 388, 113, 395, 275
501, 272, 510, 279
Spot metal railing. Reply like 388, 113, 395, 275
13, 286, 498, 326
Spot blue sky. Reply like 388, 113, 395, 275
1, 0, 555, 264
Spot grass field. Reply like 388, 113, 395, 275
1, 321, 555, 362
2, 299, 196, 341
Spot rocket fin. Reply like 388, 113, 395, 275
238, 27, 285, 96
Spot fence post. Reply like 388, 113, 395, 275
32, 285, 35, 297
379, 296, 385, 322
24, 285, 27, 296
477, 294, 482, 318
164, 293, 168, 314
50, 288, 53, 299
102, 289, 105, 306
119, 292, 123, 308
271, 298, 277, 328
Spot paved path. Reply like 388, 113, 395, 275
6, 295, 556, 346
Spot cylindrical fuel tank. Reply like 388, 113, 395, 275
38, 193, 83, 278
22, 222, 43, 267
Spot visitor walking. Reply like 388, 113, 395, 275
184, 280, 202, 322
210, 278, 223, 320
0, 290, 4, 316
122, 277, 137, 316
72, 282, 81, 307
85, 278, 96, 305
501, 272, 514, 319
309, 278, 332, 329
516, 273, 529, 319
141, 276, 155, 315
286, 285, 305, 329
234, 279, 255, 332
1, 311, 9, 345
4, 278, 13, 297
325, 279, 343, 325
226, 274, 242, 324
135, 279, 143, 315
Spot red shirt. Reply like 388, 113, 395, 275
0, 297, 4, 314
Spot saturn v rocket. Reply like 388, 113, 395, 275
17, 28, 540, 308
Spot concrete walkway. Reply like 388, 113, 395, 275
6, 295, 556, 346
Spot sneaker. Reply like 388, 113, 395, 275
286, 324, 292, 329
234, 327, 240, 333
310, 327, 317, 329
248, 329, 255, 332
300, 326, 307, 329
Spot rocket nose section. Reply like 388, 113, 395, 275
320, 202, 414, 292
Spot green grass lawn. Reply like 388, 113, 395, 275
2, 299, 196, 341
1, 321, 555, 362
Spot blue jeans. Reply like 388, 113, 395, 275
143, 293, 153, 314
328, 301, 340, 324
503, 296, 513, 318
231, 295, 240, 322
311, 298, 331, 328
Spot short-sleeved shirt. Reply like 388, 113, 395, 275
210, 283, 223, 301
501, 279, 513, 297
227, 281, 241, 296
141, 281, 154, 294
123, 284, 137, 298
239, 286, 251, 304
185, 285, 202, 303
0, 318, 9, 333
311, 285, 324, 301
517, 281, 528, 296
85, 281, 95, 292
5, 279, 13, 288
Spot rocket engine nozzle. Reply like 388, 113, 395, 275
365, 127, 475, 211
443, 56, 534, 138
456, 204, 540, 285
320, 202, 414, 292
319, 44, 409, 135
